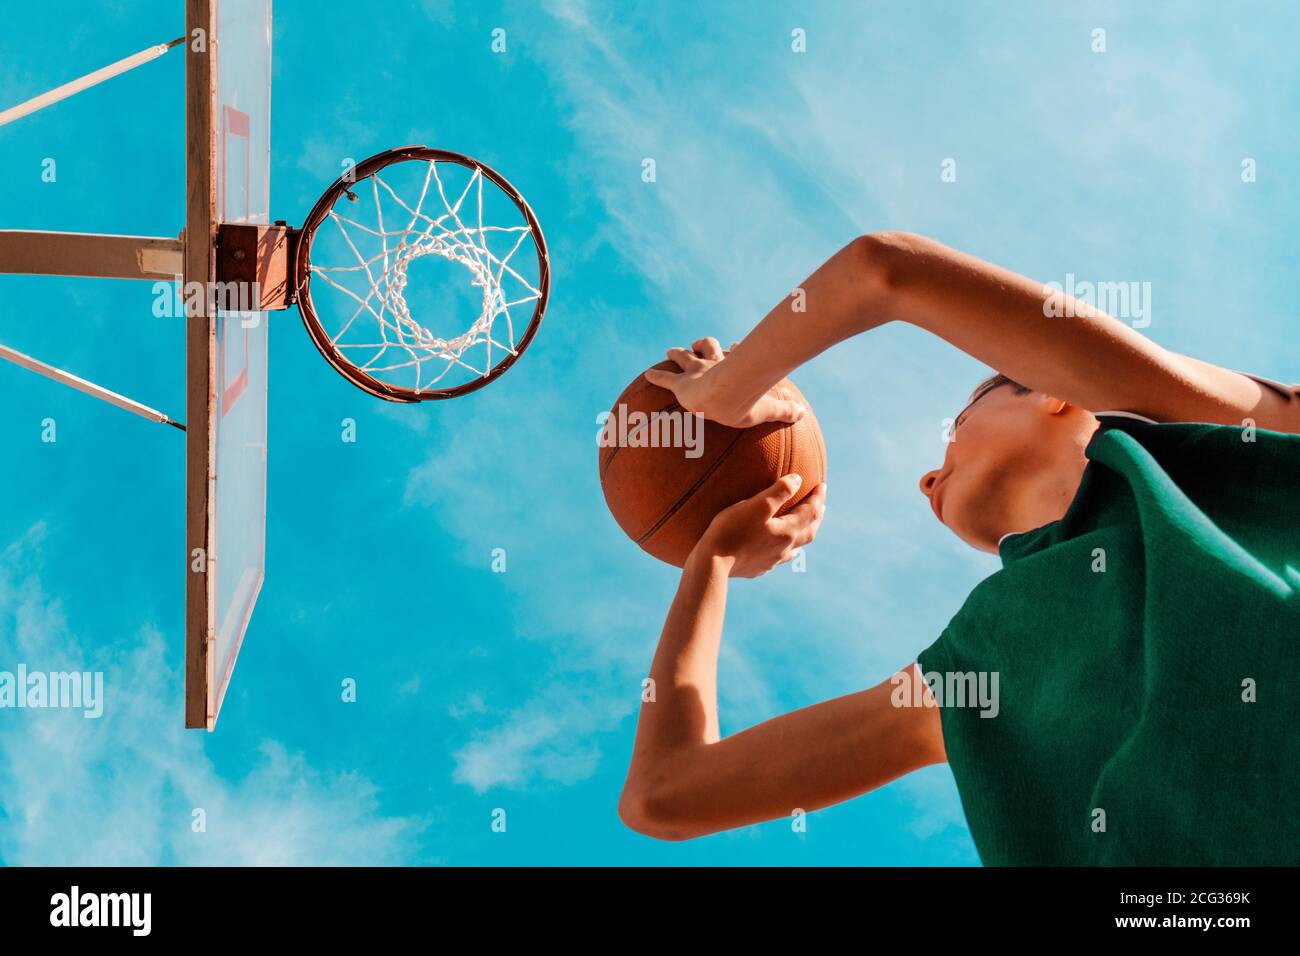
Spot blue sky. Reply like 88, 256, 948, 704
1, 0, 1297, 865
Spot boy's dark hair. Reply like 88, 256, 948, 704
970, 372, 1032, 405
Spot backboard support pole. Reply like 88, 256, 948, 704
0, 230, 183, 281
0, 342, 183, 428
185, 0, 218, 730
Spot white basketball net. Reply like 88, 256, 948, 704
308, 159, 543, 393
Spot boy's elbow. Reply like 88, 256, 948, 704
855, 230, 927, 256
617, 783, 701, 842
847, 231, 926, 298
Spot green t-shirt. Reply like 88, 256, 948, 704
917, 414, 1300, 865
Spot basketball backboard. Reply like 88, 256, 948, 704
0, 0, 549, 729
185, 0, 271, 729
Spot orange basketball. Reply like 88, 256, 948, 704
599, 361, 827, 567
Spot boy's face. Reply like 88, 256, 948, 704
918, 386, 1095, 552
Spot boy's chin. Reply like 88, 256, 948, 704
948, 518, 1005, 554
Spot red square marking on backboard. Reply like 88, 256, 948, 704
220, 105, 252, 222
219, 103, 253, 418
220, 325, 250, 416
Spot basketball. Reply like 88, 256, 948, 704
599, 361, 827, 567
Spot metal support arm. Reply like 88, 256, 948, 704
0, 230, 184, 281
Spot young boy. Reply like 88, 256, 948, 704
618, 232, 1300, 865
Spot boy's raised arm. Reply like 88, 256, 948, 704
619, 477, 945, 842
648, 232, 1300, 434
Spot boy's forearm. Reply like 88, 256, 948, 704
633, 550, 733, 756
713, 235, 893, 409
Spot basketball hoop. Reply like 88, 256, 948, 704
293, 146, 551, 402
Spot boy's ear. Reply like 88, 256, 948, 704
1037, 394, 1070, 416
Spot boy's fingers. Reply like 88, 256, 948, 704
760, 473, 803, 514
805, 481, 827, 507
793, 519, 821, 547
644, 368, 680, 390
775, 483, 827, 541
691, 337, 725, 360
753, 395, 806, 425
666, 346, 708, 371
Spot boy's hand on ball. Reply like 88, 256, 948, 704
646, 337, 806, 428
692, 475, 827, 578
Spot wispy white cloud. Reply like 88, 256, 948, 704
897, 765, 976, 855
450, 684, 625, 792
0, 525, 424, 866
